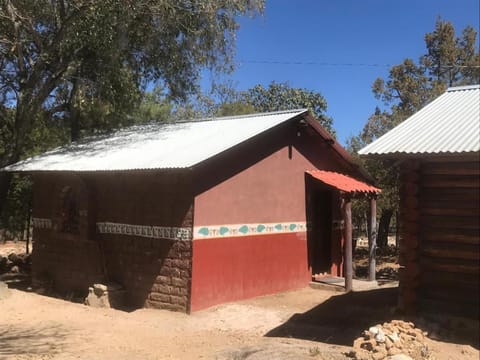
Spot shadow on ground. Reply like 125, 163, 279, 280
265, 287, 398, 346
266, 287, 480, 350
0, 324, 71, 358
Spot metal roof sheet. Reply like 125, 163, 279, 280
306, 170, 381, 194
359, 85, 480, 156
3, 109, 308, 172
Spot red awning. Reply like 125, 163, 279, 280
306, 170, 381, 195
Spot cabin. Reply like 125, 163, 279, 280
359, 85, 480, 320
4, 109, 378, 312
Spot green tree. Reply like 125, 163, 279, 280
353, 19, 479, 248
243, 82, 335, 135
0, 0, 264, 224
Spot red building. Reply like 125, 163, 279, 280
4, 109, 378, 312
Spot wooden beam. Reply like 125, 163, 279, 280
343, 196, 353, 292
368, 196, 377, 281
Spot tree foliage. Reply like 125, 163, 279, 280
350, 19, 479, 247
243, 82, 335, 135
0, 0, 264, 232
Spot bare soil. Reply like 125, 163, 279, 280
1, 241, 478, 360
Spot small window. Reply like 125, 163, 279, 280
60, 186, 79, 234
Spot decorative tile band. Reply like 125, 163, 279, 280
32, 217, 52, 229
193, 221, 306, 240
96, 222, 191, 241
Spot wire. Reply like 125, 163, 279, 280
239, 59, 480, 68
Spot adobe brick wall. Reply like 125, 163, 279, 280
32, 171, 194, 312
32, 174, 104, 293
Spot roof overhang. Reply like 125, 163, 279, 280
306, 170, 381, 197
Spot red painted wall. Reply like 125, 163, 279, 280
191, 121, 358, 310
191, 233, 310, 311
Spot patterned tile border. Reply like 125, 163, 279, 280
193, 221, 306, 240
32, 217, 52, 229
96, 222, 191, 241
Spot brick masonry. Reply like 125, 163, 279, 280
32, 171, 194, 312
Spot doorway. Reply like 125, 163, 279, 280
306, 177, 333, 275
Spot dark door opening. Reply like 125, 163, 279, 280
306, 178, 333, 275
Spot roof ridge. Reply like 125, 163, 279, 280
447, 84, 480, 92
174, 108, 308, 124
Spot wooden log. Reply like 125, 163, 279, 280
399, 250, 417, 265
422, 231, 479, 244
368, 196, 377, 282
401, 235, 418, 249
422, 162, 480, 175
398, 263, 420, 278
420, 216, 480, 230
421, 247, 479, 261
421, 177, 480, 188
421, 199, 479, 210
343, 197, 353, 292
402, 210, 420, 222
420, 207, 480, 216
400, 196, 419, 210
400, 183, 419, 195
400, 221, 420, 235
421, 271, 479, 288
420, 259, 479, 274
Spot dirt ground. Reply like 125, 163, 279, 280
1, 241, 478, 360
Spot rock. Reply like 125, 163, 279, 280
360, 340, 375, 352
387, 332, 400, 343
388, 354, 414, 360
375, 329, 386, 343
353, 338, 365, 349
86, 283, 125, 309
354, 349, 372, 360
7, 253, 24, 266
93, 283, 108, 296
369, 326, 380, 335
385, 337, 393, 350
372, 352, 385, 360
10, 265, 20, 273
388, 347, 402, 356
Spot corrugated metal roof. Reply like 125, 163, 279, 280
3, 109, 308, 172
359, 85, 480, 156
306, 170, 381, 194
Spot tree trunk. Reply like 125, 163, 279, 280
377, 208, 393, 248
70, 107, 81, 141
0, 171, 13, 223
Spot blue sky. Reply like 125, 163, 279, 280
202, 0, 480, 145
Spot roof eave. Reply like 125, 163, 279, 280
303, 112, 376, 184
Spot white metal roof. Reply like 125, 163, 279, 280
3, 109, 308, 172
359, 85, 480, 156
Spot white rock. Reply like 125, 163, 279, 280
387, 332, 400, 343
369, 326, 380, 335
375, 329, 386, 343
388, 354, 414, 360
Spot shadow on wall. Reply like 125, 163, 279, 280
0, 324, 71, 358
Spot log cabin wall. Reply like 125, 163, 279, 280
399, 157, 480, 319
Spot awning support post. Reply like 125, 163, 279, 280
343, 195, 353, 292
368, 195, 377, 281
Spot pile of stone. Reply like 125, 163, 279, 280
349, 320, 431, 360
0, 253, 31, 275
